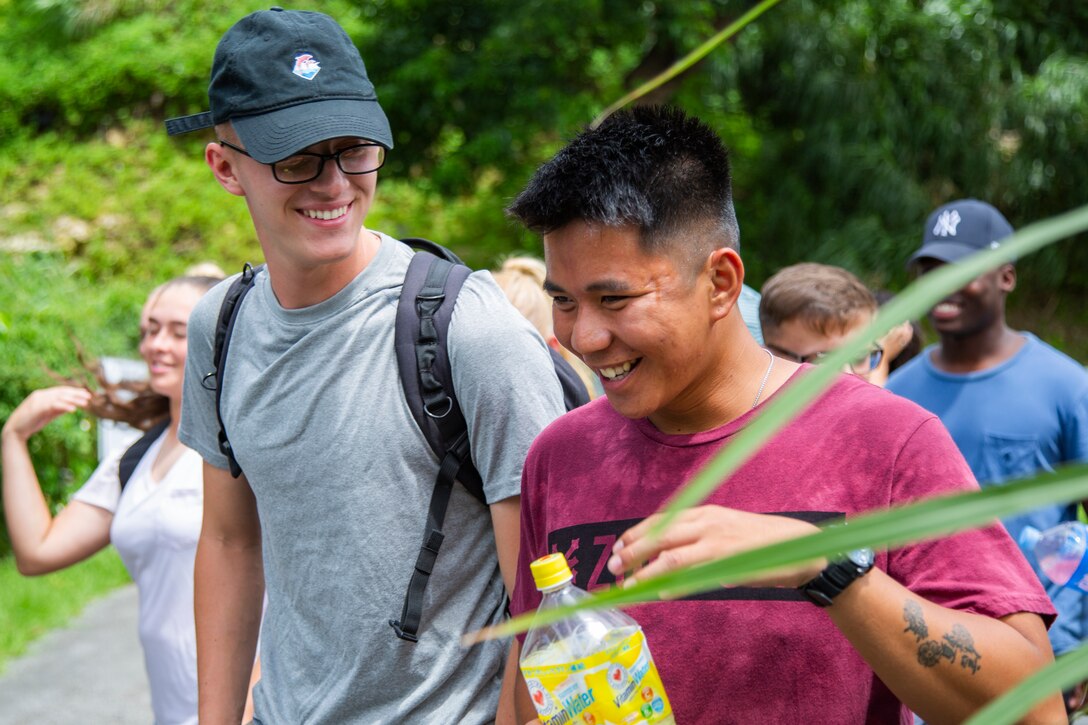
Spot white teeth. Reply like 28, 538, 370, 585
304, 205, 348, 220
599, 361, 634, 380
935, 302, 959, 314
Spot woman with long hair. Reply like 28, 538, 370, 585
2, 271, 222, 725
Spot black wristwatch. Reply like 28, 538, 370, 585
800, 548, 875, 607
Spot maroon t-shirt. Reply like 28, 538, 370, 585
511, 371, 1055, 724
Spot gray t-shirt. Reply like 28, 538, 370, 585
180, 234, 566, 724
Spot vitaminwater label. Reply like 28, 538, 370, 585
521, 629, 673, 725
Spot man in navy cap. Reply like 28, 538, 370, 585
166, 9, 565, 723
888, 199, 1088, 704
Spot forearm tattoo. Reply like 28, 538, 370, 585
902, 601, 982, 675
903, 600, 928, 641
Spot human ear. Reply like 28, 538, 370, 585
707, 247, 744, 320
998, 263, 1017, 293
205, 142, 246, 197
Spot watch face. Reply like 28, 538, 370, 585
848, 548, 875, 568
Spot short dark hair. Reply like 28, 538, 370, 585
759, 263, 877, 338
507, 106, 739, 270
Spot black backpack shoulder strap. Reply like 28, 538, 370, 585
118, 418, 171, 491
398, 236, 467, 265
199, 262, 261, 479
390, 238, 486, 642
394, 239, 484, 501
549, 347, 592, 411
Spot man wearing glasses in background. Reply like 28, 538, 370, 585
165, 9, 564, 724
888, 198, 1088, 711
759, 262, 889, 384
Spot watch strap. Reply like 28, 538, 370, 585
800, 549, 874, 607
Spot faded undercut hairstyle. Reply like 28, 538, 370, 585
759, 263, 877, 338
506, 106, 739, 277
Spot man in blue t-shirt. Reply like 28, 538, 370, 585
888, 199, 1088, 682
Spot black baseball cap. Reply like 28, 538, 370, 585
908, 199, 1014, 267
165, 7, 392, 162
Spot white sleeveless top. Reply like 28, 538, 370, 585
74, 433, 202, 725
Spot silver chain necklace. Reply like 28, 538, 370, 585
751, 348, 775, 409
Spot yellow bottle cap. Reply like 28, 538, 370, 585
530, 553, 573, 590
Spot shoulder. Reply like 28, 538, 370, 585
810, 377, 977, 497
187, 271, 246, 341
798, 373, 953, 460
818, 372, 935, 424
1009, 335, 1088, 412
449, 270, 546, 350
455, 269, 514, 315
1022, 334, 1088, 381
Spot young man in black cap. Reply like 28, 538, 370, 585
166, 9, 565, 723
888, 199, 1088, 698
504, 108, 1062, 723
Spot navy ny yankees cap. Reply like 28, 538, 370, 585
908, 199, 1014, 266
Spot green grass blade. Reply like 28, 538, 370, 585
590, 0, 786, 129
653, 203, 1088, 536
963, 644, 1088, 725
481, 464, 1088, 639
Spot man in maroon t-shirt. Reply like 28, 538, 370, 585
501, 106, 1063, 724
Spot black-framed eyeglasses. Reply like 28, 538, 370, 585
766, 344, 884, 375
217, 139, 386, 184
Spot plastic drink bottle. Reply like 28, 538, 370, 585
1019, 521, 1088, 592
519, 552, 675, 725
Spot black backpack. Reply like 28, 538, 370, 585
118, 418, 171, 490
201, 238, 589, 642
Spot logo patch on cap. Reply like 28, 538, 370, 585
292, 53, 321, 80
932, 209, 961, 237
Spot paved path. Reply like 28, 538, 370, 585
0, 584, 151, 725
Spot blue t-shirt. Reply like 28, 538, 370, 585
888, 332, 1088, 654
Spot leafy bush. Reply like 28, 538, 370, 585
0, 254, 145, 556
0, 0, 359, 142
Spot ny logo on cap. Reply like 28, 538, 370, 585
932, 209, 962, 237
292, 54, 321, 80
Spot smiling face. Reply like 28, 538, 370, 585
918, 258, 1015, 340
138, 284, 204, 401
207, 130, 379, 276
544, 221, 738, 431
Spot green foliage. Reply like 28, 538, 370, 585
372, 173, 548, 268
3, 0, 1085, 302
0, 254, 146, 556
0, 547, 130, 671
357, 0, 649, 194
716, 0, 1088, 299
0, 0, 360, 142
